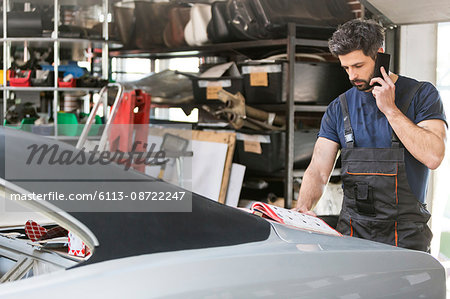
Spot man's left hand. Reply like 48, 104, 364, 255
370, 67, 398, 116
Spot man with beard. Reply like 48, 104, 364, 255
294, 19, 447, 252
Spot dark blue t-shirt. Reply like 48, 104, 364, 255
319, 75, 447, 203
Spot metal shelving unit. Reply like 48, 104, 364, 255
109, 37, 329, 59
1, 37, 121, 49
109, 23, 330, 208
1, 0, 111, 137
0, 86, 102, 92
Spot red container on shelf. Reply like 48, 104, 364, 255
9, 70, 32, 87
58, 77, 77, 88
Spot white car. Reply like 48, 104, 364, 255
0, 128, 445, 298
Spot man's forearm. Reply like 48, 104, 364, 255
295, 137, 340, 213
296, 167, 329, 211
386, 109, 445, 169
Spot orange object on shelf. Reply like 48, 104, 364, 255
0, 70, 11, 85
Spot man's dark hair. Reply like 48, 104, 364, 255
328, 19, 385, 59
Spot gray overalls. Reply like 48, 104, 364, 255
335, 83, 433, 252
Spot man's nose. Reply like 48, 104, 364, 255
348, 69, 357, 81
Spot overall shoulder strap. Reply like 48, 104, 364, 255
339, 93, 354, 148
391, 82, 424, 148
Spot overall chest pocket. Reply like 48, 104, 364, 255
342, 161, 398, 218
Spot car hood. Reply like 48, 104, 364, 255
0, 224, 445, 299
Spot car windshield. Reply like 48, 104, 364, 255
0, 179, 99, 283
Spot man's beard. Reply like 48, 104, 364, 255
351, 71, 375, 91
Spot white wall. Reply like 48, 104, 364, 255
399, 23, 442, 256
433, 23, 450, 262
399, 24, 438, 82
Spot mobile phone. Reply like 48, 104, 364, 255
372, 52, 391, 86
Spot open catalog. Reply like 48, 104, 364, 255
251, 202, 342, 237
